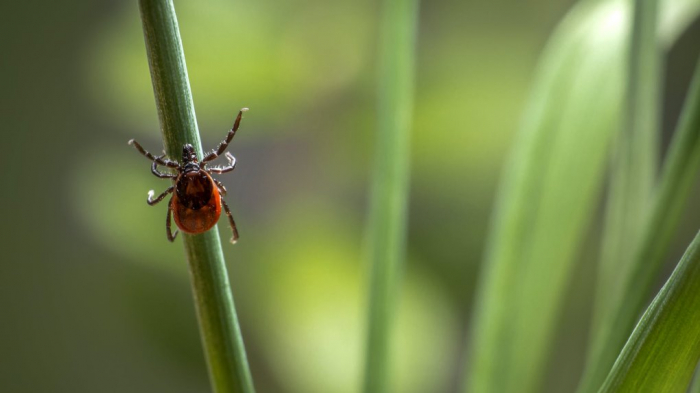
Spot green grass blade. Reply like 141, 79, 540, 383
138, 1, 255, 392
598, 230, 700, 393
593, 0, 659, 336
465, 2, 629, 392
362, 0, 419, 391
578, 55, 700, 393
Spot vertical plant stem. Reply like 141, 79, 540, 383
138, 1, 255, 392
362, 0, 419, 391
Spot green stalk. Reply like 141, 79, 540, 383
138, 1, 255, 392
577, 56, 700, 393
362, 0, 419, 391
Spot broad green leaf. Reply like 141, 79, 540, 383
465, 0, 700, 392
598, 230, 700, 393
594, 0, 659, 339
578, 54, 700, 393
689, 367, 700, 393
466, 2, 628, 392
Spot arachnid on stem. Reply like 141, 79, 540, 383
129, 108, 249, 244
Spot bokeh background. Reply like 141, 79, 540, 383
2, 0, 700, 392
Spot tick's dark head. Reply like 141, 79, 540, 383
182, 144, 198, 164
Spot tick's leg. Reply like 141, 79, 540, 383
213, 179, 227, 195
166, 197, 178, 242
220, 199, 239, 244
202, 108, 248, 163
208, 153, 236, 174
152, 155, 177, 178
128, 139, 179, 168
147, 186, 174, 206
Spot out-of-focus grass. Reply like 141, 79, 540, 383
593, 0, 659, 339
244, 202, 457, 393
580, 54, 700, 393
23, 0, 700, 391
362, 0, 419, 391
466, 2, 629, 391
580, 0, 660, 389
87, 0, 372, 135
466, 1, 700, 393
74, 151, 185, 266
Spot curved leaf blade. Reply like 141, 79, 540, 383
599, 230, 700, 393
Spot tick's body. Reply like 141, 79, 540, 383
172, 170, 222, 234
129, 108, 248, 244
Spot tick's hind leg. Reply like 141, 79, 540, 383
167, 197, 178, 242
213, 179, 227, 195
220, 199, 239, 244
148, 186, 174, 206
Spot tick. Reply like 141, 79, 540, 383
128, 108, 248, 244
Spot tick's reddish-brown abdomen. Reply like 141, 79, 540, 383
172, 171, 221, 234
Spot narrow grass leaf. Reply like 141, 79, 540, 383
598, 230, 700, 393
362, 0, 419, 392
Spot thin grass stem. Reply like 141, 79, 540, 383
138, 1, 255, 392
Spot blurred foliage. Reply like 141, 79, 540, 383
245, 205, 458, 393
467, 1, 700, 393
87, 0, 373, 135
75, 150, 185, 268
76, 1, 550, 390
2, 0, 700, 392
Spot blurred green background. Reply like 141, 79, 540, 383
2, 0, 700, 392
